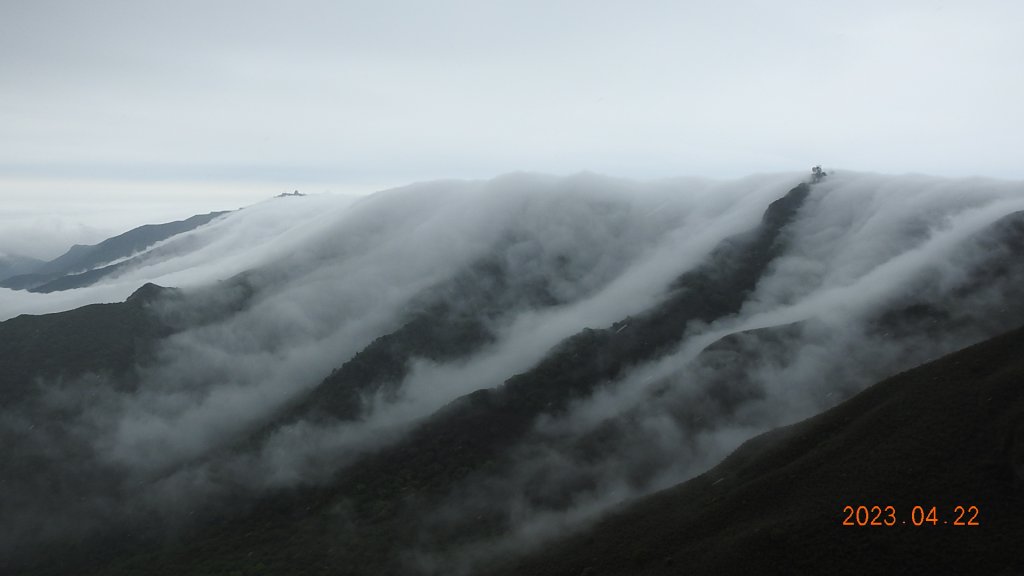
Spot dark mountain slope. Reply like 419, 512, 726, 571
0, 283, 184, 570
870, 209, 1024, 339
48, 183, 813, 576
0, 277, 271, 574
0, 211, 227, 291
0, 271, 269, 406
290, 242, 563, 424
9, 179, 1024, 576
486, 323, 1024, 576
0, 283, 177, 407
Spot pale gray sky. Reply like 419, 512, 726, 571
2, 0, 1023, 256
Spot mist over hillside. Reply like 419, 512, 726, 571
2, 170, 1024, 574
0, 211, 229, 293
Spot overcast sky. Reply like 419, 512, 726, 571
2, 0, 1023, 256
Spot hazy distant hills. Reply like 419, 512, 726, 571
0, 253, 45, 282
1, 171, 1023, 575
0, 211, 227, 291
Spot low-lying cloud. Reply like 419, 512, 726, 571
3, 170, 1024, 570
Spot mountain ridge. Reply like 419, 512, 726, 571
0, 211, 228, 291
2, 171, 1023, 574
484, 321, 1024, 575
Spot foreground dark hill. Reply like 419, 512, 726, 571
486, 324, 1024, 576
0, 211, 227, 291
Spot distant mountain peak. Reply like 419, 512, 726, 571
125, 282, 172, 304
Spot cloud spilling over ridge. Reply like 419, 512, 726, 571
406, 172, 1024, 571
4, 170, 1024, 570
238, 173, 804, 486
3, 172, 797, 545
0, 194, 350, 319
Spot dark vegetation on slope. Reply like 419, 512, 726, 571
0, 273, 266, 408
3, 203, 627, 571
0, 283, 176, 407
0, 277, 271, 573
0, 211, 227, 291
29, 183, 812, 576
7, 181, 1024, 576
871, 210, 1024, 339
427, 204, 1024, 567
665, 207, 1024, 437
291, 245, 563, 423
12, 176, 1024, 576
0, 283, 184, 572
484, 323, 1024, 576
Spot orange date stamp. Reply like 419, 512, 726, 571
841, 505, 980, 526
